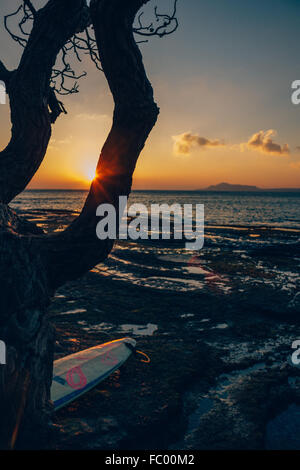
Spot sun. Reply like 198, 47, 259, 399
84, 166, 96, 182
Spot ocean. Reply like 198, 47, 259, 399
9, 188, 300, 295
10, 190, 300, 449
11, 189, 300, 229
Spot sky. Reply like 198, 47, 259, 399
1, 0, 300, 189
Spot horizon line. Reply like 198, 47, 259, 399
24, 187, 300, 191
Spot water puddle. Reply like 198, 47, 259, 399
118, 323, 158, 336
60, 308, 87, 315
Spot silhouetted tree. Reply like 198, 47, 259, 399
0, 0, 178, 449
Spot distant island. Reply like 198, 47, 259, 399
201, 182, 300, 192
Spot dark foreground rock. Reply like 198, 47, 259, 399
21, 210, 300, 449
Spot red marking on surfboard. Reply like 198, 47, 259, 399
101, 351, 118, 367
66, 366, 87, 390
64, 351, 118, 389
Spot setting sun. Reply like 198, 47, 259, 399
82, 165, 96, 183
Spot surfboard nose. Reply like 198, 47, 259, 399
52, 337, 138, 410
123, 337, 137, 348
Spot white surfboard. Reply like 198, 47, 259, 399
51, 337, 136, 410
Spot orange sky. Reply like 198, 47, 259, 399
1, 0, 300, 190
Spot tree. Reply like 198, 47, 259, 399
0, 0, 178, 449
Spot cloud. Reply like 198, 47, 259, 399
172, 132, 225, 155
244, 130, 290, 156
75, 113, 109, 121
48, 136, 73, 150
53, 137, 73, 145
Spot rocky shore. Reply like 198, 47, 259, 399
19, 208, 300, 449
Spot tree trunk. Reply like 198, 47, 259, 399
42, 0, 159, 287
0, 0, 90, 204
0, 0, 158, 449
0, 205, 54, 449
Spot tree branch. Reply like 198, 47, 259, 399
134, 0, 179, 40
4, 0, 179, 94
0, 0, 92, 204
0, 60, 12, 84
42, 0, 159, 288
23, 0, 37, 17
48, 88, 67, 123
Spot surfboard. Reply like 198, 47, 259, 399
51, 337, 136, 410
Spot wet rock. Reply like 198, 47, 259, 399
33, 210, 300, 449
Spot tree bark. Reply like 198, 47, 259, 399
41, 0, 159, 288
0, 205, 54, 449
0, 0, 90, 204
0, 0, 158, 449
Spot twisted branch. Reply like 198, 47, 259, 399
3, 0, 179, 95
42, 0, 160, 287
134, 0, 179, 40
0, 0, 92, 203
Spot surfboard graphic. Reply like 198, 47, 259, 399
51, 337, 136, 410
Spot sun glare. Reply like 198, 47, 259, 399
84, 166, 96, 182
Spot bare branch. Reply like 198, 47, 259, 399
43, 0, 160, 286
48, 88, 68, 123
49, 25, 103, 96
4, 5, 29, 48
134, 0, 179, 40
23, 0, 37, 17
3, 0, 179, 94
0, 60, 11, 84
0, 0, 94, 203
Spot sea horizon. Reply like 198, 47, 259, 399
23, 188, 300, 193
11, 188, 300, 230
